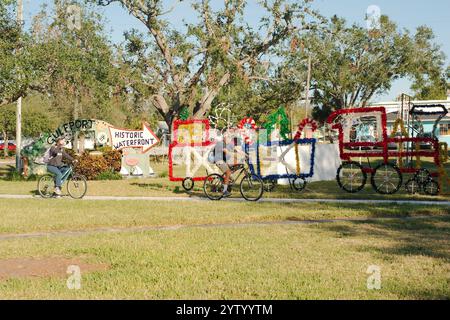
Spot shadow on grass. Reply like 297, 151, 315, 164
317, 216, 450, 262
315, 215, 450, 299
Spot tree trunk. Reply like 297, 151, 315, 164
73, 93, 80, 154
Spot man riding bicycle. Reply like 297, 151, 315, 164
47, 137, 77, 197
212, 136, 246, 198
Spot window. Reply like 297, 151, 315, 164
440, 123, 450, 136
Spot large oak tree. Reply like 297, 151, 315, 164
96, 0, 321, 129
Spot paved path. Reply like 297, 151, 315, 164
0, 194, 449, 206
0, 215, 447, 241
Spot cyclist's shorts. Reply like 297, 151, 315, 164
216, 160, 230, 173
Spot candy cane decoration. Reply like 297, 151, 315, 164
294, 118, 318, 139
238, 117, 258, 143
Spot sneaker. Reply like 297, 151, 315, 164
223, 191, 231, 198
54, 187, 62, 196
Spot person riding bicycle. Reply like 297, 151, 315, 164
46, 137, 77, 196
212, 136, 245, 198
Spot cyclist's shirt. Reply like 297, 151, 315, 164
212, 140, 229, 164
47, 146, 74, 167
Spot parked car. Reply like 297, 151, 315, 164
0, 142, 16, 151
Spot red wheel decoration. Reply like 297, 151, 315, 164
238, 117, 257, 143
294, 118, 318, 140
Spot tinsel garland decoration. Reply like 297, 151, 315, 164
438, 143, 450, 195
238, 117, 257, 143
328, 106, 445, 195
390, 119, 408, 138
410, 104, 448, 139
439, 142, 448, 163
247, 138, 316, 180
294, 118, 318, 140
389, 118, 409, 168
179, 107, 190, 121
327, 107, 389, 162
263, 107, 291, 141
169, 119, 213, 182
171, 119, 210, 146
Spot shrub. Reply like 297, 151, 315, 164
96, 170, 123, 180
103, 149, 122, 172
75, 152, 109, 180
5, 170, 24, 181
67, 147, 122, 180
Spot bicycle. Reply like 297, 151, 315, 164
203, 161, 264, 201
37, 164, 87, 199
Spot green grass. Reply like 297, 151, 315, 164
0, 199, 448, 235
0, 160, 449, 299
0, 217, 448, 299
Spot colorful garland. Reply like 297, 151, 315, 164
169, 119, 213, 182
294, 118, 318, 140
179, 107, 190, 121
389, 118, 409, 168
410, 104, 448, 139
263, 107, 291, 141
238, 117, 258, 144
327, 107, 389, 162
171, 119, 211, 146
327, 107, 440, 172
247, 137, 316, 180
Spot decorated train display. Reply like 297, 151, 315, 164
169, 104, 449, 198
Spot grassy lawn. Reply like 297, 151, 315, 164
0, 199, 448, 235
0, 159, 448, 299
0, 217, 448, 299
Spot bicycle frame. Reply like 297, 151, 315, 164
60, 166, 73, 183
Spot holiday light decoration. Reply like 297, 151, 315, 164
168, 119, 216, 189
247, 118, 317, 182
238, 117, 258, 143
327, 106, 444, 195
263, 107, 291, 141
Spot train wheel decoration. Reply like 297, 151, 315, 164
371, 163, 403, 195
336, 161, 367, 193
182, 177, 195, 191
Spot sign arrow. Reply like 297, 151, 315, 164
109, 123, 160, 153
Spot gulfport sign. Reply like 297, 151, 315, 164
109, 123, 159, 153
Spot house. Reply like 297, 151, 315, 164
369, 97, 450, 145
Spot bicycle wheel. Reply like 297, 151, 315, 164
423, 180, 439, 196
292, 177, 307, 192
371, 163, 402, 195
414, 168, 431, 186
203, 174, 224, 200
240, 174, 264, 201
336, 161, 367, 193
38, 174, 55, 198
263, 179, 277, 192
67, 174, 87, 199
182, 177, 194, 191
405, 179, 421, 195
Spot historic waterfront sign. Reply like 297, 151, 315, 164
109, 123, 159, 153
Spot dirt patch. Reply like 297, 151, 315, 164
0, 257, 108, 281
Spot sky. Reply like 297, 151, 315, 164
21, 0, 450, 102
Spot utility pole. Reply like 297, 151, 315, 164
15, 0, 23, 172
304, 55, 312, 119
